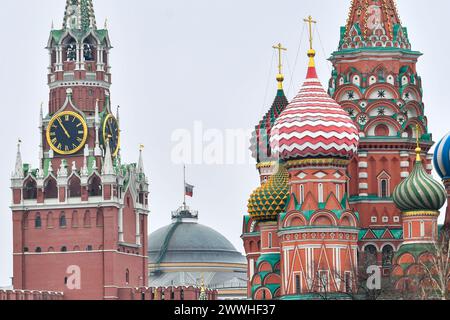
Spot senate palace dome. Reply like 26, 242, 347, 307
148, 206, 248, 300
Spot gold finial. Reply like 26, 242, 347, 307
272, 43, 287, 90
415, 124, 422, 161
303, 15, 317, 52
139, 144, 145, 151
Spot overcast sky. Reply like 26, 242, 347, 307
0, 0, 449, 286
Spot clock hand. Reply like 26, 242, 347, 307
57, 118, 71, 139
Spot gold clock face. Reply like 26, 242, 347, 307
46, 111, 88, 155
102, 114, 120, 157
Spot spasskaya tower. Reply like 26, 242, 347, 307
10, 0, 149, 300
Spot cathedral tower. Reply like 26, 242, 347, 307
329, 0, 434, 271
10, 0, 149, 300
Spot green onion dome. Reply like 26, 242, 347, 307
393, 149, 446, 213
247, 164, 289, 221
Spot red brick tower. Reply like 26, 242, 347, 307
329, 0, 434, 272
10, 0, 149, 300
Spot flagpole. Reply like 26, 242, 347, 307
183, 164, 186, 208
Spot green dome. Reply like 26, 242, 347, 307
247, 164, 289, 221
393, 155, 446, 213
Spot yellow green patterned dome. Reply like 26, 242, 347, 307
248, 164, 289, 221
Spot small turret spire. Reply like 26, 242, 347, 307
102, 137, 115, 175
137, 144, 145, 175
12, 139, 24, 179
272, 43, 287, 90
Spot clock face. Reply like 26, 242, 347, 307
46, 111, 88, 155
102, 114, 120, 157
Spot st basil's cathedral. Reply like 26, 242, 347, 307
243, 0, 450, 299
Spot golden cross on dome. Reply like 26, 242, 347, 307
139, 144, 145, 151
272, 43, 287, 76
303, 15, 317, 50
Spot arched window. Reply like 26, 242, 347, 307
84, 211, 91, 227
68, 176, 81, 198
59, 213, 67, 228
23, 179, 37, 200
35, 247, 42, 253
125, 269, 130, 285
377, 171, 391, 198
88, 175, 102, 197
61, 246, 67, 252
72, 211, 78, 227
35, 213, 42, 229
364, 245, 377, 266
47, 212, 54, 228
318, 183, 324, 203
83, 35, 97, 62
86, 245, 93, 251
96, 211, 104, 227
44, 178, 58, 199
63, 37, 77, 62
382, 245, 394, 267
23, 247, 29, 253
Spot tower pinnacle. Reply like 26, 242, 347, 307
63, 0, 97, 31
12, 139, 24, 179
340, 0, 410, 50
137, 144, 145, 175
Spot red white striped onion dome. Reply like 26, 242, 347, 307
270, 50, 359, 161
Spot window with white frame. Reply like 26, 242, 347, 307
371, 216, 378, 223
300, 185, 305, 203
382, 216, 389, 223
420, 221, 425, 237
268, 232, 272, 249
294, 272, 302, 295
318, 183, 324, 203
377, 171, 391, 198
336, 184, 340, 201
408, 222, 413, 238
393, 216, 400, 223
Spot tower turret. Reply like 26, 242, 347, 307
394, 130, 446, 245
329, 0, 434, 266
10, 0, 149, 300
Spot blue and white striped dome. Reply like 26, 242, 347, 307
434, 132, 450, 180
